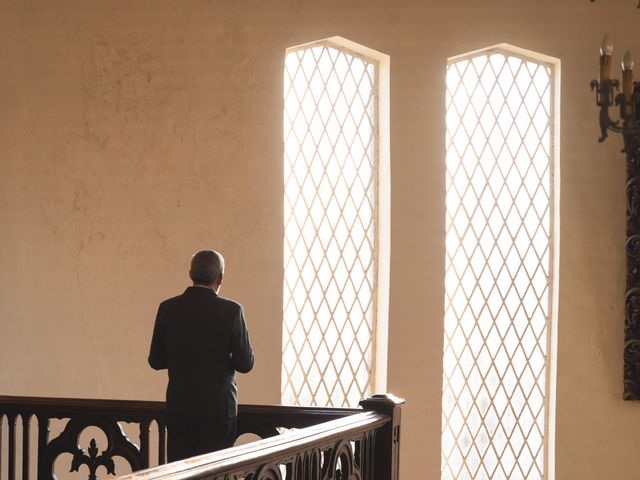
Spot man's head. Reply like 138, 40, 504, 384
190, 250, 225, 292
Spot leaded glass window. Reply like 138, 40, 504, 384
442, 47, 556, 480
282, 40, 380, 407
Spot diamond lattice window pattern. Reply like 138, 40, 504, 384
442, 50, 554, 480
282, 42, 378, 408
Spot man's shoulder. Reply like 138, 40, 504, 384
158, 290, 243, 315
159, 294, 184, 307
214, 295, 243, 311
161, 291, 242, 307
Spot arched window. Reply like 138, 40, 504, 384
442, 45, 559, 479
282, 38, 389, 407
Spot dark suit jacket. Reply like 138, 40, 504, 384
148, 286, 254, 417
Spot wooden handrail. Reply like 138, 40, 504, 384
121, 412, 388, 480
0, 396, 358, 426
0, 395, 165, 417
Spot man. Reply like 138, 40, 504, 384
148, 250, 254, 461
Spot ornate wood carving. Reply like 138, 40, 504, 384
625, 125, 640, 400
40, 416, 141, 480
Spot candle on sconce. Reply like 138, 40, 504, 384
600, 34, 614, 83
623, 51, 634, 95
623, 50, 634, 118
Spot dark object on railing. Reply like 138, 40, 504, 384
0, 394, 404, 480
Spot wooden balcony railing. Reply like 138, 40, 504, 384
0, 394, 403, 480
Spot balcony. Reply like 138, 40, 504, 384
0, 394, 403, 480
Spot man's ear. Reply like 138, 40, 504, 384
217, 272, 224, 286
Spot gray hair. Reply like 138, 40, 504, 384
190, 250, 225, 286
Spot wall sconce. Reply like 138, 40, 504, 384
591, 35, 640, 401
590, 35, 638, 148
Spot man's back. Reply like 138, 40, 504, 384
149, 286, 254, 417
149, 250, 253, 461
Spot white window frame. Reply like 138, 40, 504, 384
442, 43, 560, 480
281, 36, 390, 407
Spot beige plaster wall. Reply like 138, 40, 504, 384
0, 0, 638, 478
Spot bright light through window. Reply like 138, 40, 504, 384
442, 48, 555, 480
282, 41, 379, 407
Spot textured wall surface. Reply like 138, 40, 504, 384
0, 0, 638, 478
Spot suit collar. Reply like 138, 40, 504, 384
185, 286, 218, 296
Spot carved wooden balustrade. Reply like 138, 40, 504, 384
0, 394, 403, 480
